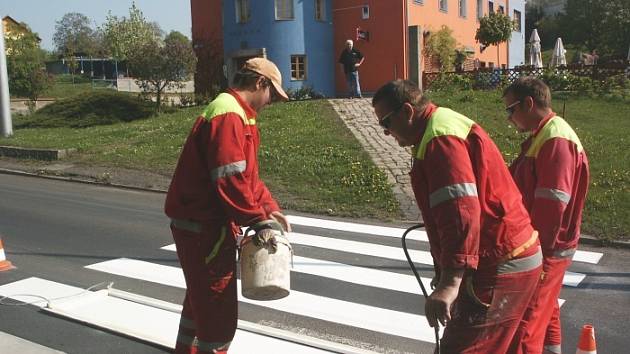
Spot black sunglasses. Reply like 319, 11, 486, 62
379, 106, 402, 129
505, 100, 521, 117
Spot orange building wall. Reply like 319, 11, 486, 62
408, 0, 508, 70
333, 0, 407, 96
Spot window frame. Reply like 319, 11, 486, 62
275, 0, 295, 20
362, 5, 370, 19
315, 0, 326, 21
413, 0, 424, 5
476, 0, 483, 19
290, 55, 307, 81
513, 10, 522, 32
459, 0, 467, 18
235, 0, 250, 24
439, 0, 448, 12
488, 1, 494, 13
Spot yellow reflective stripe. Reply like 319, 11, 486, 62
526, 116, 583, 157
210, 160, 246, 182
201, 92, 253, 125
429, 182, 478, 207
415, 107, 475, 160
205, 226, 226, 264
535, 187, 571, 204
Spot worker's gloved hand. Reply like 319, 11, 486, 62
252, 228, 278, 253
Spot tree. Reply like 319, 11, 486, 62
102, 3, 162, 61
127, 31, 197, 111
53, 13, 97, 57
5, 21, 52, 104
561, 0, 630, 60
476, 12, 514, 67
425, 26, 458, 71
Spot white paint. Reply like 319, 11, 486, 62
563, 271, 587, 287
86, 258, 439, 343
0, 248, 6, 260
285, 232, 435, 265
286, 215, 603, 265
573, 250, 603, 264
292, 255, 434, 295
286, 215, 429, 242
0, 277, 358, 354
558, 299, 565, 307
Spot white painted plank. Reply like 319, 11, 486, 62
286, 215, 603, 265
573, 250, 603, 264
0, 277, 344, 353
86, 258, 439, 343
563, 271, 586, 287
287, 215, 428, 242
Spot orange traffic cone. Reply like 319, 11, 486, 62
576, 324, 597, 354
0, 238, 15, 271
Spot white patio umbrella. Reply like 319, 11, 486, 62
529, 29, 543, 68
550, 37, 567, 67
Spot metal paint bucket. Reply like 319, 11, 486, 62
240, 226, 292, 300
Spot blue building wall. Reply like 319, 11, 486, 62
222, 0, 334, 97
509, 0, 526, 67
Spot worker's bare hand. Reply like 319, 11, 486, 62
269, 211, 292, 232
424, 286, 459, 328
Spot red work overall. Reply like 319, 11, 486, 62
509, 114, 589, 354
165, 90, 280, 353
410, 105, 542, 353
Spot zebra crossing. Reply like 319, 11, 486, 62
0, 215, 604, 353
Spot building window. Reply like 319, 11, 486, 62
488, 1, 494, 13
275, 0, 294, 20
315, 0, 326, 21
413, 0, 424, 4
513, 10, 522, 32
235, 0, 250, 23
439, 0, 448, 12
291, 55, 306, 80
498, 5, 504, 14
477, 0, 483, 19
362, 5, 370, 19
459, 0, 467, 17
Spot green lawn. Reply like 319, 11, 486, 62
0, 100, 401, 220
427, 90, 630, 241
1, 90, 627, 240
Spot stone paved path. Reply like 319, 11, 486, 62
328, 98, 421, 222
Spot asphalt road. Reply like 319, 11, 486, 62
0, 173, 628, 353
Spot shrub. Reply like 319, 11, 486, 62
14, 91, 155, 128
428, 73, 473, 92
286, 86, 325, 101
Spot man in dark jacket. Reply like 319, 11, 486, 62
338, 39, 364, 98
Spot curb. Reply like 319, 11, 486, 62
0, 166, 628, 250
0, 146, 76, 161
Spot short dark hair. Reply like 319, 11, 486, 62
372, 79, 429, 112
503, 77, 551, 108
232, 69, 269, 90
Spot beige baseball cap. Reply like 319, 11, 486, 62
243, 57, 289, 101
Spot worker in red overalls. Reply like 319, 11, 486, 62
372, 80, 543, 354
165, 58, 291, 354
505, 77, 589, 354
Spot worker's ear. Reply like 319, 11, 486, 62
524, 96, 535, 112
403, 102, 415, 123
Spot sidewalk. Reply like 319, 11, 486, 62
0, 331, 65, 354
328, 98, 420, 222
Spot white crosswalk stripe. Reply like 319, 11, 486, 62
0, 215, 603, 353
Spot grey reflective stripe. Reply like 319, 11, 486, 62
176, 333, 196, 346
429, 183, 478, 208
171, 218, 202, 233
497, 248, 542, 274
210, 160, 246, 182
178, 316, 196, 329
553, 247, 576, 259
535, 188, 571, 204
543, 344, 562, 354
197, 339, 231, 352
